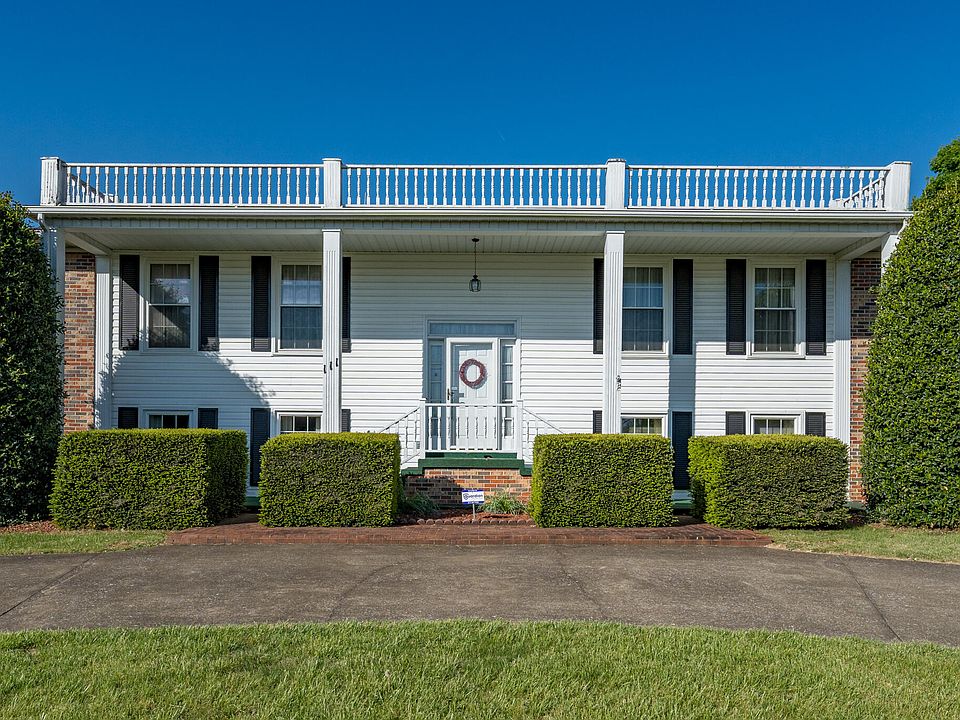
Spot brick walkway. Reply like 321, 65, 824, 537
168, 517, 770, 547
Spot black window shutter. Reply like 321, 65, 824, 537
119, 255, 140, 351
250, 256, 271, 352
197, 408, 219, 429
672, 411, 693, 490
592, 410, 603, 433
593, 258, 604, 354
198, 255, 219, 351
340, 408, 352, 432
117, 406, 139, 429
342, 257, 352, 353
806, 259, 827, 356
725, 411, 746, 435
726, 259, 746, 355
805, 412, 827, 437
673, 259, 693, 355
249, 408, 270, 487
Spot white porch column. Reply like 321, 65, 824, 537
833, 260, 851, 446
94, 256, 113, 428
322, 229, 343, 432
602, 230, 624, 433
40, 222, 65, 314
881, 231, 900, 271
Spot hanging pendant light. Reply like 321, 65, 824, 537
469, 237, 481, 292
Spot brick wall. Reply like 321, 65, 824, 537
849, 257, 881, 502
405, 468, 530, 507
64, 252, 96, 432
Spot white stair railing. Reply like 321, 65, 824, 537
518, 405, 564, 464
378, 407, 422, 467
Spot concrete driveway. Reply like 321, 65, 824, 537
1, 544, 958, 645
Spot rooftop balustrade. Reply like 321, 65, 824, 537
38, 157, 910, 212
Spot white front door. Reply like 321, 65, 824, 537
447, 339, 498, 449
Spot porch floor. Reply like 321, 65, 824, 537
168, 514, 770, 547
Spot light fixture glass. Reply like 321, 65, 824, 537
469, 238, 481, 292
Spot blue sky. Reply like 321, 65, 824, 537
2, 0, 957, 203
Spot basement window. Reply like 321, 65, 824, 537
278, 413, 322, 433
147, 413, 191, 429
621, 416, 665, 436
752, 416, 796, 435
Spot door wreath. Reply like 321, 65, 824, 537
458, 358, 487, 388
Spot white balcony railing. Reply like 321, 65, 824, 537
380, 401, 563, 468
39, 157, 910, 211
625, 165, 893, 210
343, 165, 605, 208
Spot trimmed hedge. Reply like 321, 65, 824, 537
530, 434, 673, 527
51, 430, 247, 530
688, 435, 848, 529
259, 433, 401, 527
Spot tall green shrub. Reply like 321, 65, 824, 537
259, 433, 401, 527
0, 193, 62, 525
864, 139, 960, 527
530, 434, 673, 527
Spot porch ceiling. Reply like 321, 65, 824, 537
59, 217, 903, 258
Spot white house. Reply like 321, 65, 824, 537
34, 157, 910, 506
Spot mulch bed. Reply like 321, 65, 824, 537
0, 520, 58, 534
398, 510, 535, 526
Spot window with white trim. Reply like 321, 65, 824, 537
623, 267, 664, 351
148, 263, 191, 348
621, 416, 664, 435
753, 267, 796, 352
278, 413, 322, 433
279, 264, 322, 350
752, 416, 796, 435
147, 413, 190, 429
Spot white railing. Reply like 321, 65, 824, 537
422, 402, 517, 453
626, 166, 891, 210
518, 407, 563, 463
39, 157, 910, 211
342, 165, 605, 207
380, 400, 564, 467
379, 407, 422, 466
60, 163, 326, 206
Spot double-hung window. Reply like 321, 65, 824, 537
280, 265, 322, 350
278, 413, 322, 433
621, 416, 664, 435
623, 267, 664, 352
148, 263, 192, 348
754, 267, 796, 352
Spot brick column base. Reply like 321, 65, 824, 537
64, 251, 96, 432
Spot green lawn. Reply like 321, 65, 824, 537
766, 524, 960, 563
1, 621, 959, 719
0, 529, 167, 556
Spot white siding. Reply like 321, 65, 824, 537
106, 249, 838, 444
692, 256, 836, 437
344, 254, 603, 433
110, 252, 325, 435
